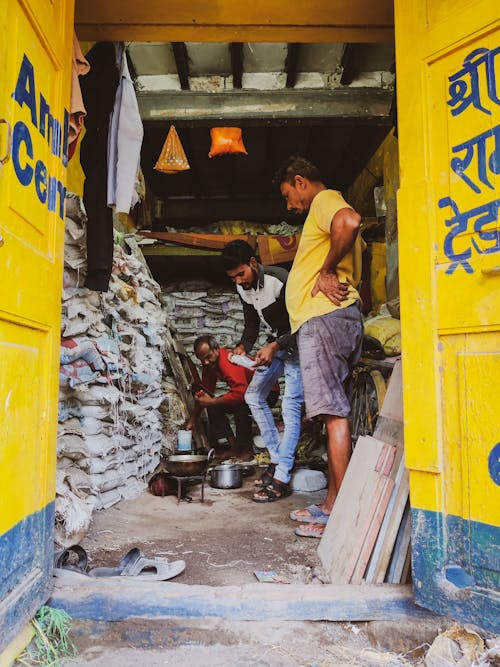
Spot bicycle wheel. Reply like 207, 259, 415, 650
350, 369, 387, 449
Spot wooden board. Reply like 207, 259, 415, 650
138, 231, 255, 251
364, 357, 409, 583
365, 457, 409, 583
372, 357, 404, 447
386, 501, 412, 583
377, 357, 403, 423
317, 435, 396, 583
350, 475, 395, 584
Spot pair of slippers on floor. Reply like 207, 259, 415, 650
290, 504, 330, 538
53, 545, 185, 582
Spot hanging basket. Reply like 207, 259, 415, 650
154, 124, 190, 174
208, 127, 248, 157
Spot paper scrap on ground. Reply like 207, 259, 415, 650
254, 571, 290, 584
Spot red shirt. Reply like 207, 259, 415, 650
201, 348, 253, 407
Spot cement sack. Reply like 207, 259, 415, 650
94, 487, 122, 511
59, 360, 103, 388
64, 295, 101, 319
62, 311, 103, 337
291, 468, 327, 492
57, 417, 83, 437
79, 416, 104, 436
89, 467, 127, 492
119, 478, 147, 501
79, 403, 113, 420
55, 473, 96, 547
64, 216, 86, 246
78, 451, 125, 474
72, 384, 121, 406
57, 434, 87, 460
364, 315, 401, 356
63, 467, 96, 496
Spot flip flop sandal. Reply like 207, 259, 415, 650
254, 463, 276, 488
252, 479, 291, 503
88, 548, 186, 581
53, 545, 89, 572
289, 504, 331, 525
294, 523, 325, 539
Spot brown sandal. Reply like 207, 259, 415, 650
254, 463, 276, 488
252, 478, 291, 503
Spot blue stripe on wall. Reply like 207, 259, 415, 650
0, 503, 54, 652
411, 508, 500, 634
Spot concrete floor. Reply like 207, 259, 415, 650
80, 468, 327, 586
56, 470, 450, 667
63, 617, 441, 666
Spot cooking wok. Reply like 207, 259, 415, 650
164, 449, 214, 476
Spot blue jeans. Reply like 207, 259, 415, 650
245, 349, 304, 484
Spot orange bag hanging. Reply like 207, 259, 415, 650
208, 127, 248, 158
154, 124, 190, 174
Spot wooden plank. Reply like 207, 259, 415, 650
365, 457, 409, 583
343, 447, 393, 582
371, 358, 403, 447
401, 544, 412, 584
377, 357, 403, 423
347, 441, 397, 583
138, 231, 253, 251
386, 501, 412, 583
141, 245, 220, 257
364, 357, 408, 583
351, 477, 395, 584
318, 435, 394, 583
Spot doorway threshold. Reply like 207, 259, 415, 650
49, 579, 436, 622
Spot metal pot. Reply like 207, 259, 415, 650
209, 464, 243, 489
164, 449, 214, 477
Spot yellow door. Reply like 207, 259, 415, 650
395, 0, 499, 630
0, 0, 73, 649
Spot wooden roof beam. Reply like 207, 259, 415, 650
138, 88, 393, 124
285, 43, 300, 88
172, 42, 190, 90
229, 43, 244, 89
340, 43, 359, 86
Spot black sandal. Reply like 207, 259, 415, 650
53, 544, 88, 572
254, 463, 276, 488
252, 478, 292, 503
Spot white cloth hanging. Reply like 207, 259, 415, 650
107, 44, 144, 214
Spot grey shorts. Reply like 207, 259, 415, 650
297, 304, 363, 419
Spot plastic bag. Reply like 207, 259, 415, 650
208, 127, 248, 157
154, 125, 190, 174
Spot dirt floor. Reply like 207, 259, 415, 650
80, 467, 327, 586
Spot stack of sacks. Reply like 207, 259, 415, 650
56, 196, 180, 546
163, 289, 269, 353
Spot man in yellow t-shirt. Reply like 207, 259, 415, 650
274, 156, 364, 539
